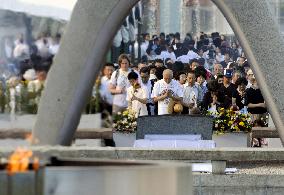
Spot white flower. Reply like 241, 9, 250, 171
122, 118, 127, 124
23, 69, 36, 81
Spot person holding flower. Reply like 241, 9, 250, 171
126, 71, 148, 117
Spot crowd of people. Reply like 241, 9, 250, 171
0, 31, 268, 128
97, 32, 267, 122
4, 32, 61, 76
0, 33, 61, 114
0, 30, 268, 146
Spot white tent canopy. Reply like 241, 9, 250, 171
0, 0, 77, 20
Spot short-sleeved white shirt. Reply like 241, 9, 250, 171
176, 55, 191, 64
110, 69, 140, 108
160, 51, 176, 62
183, 83, 202, 113
152, 79, 183, 115
187, 50, 200, 59
126, 86, 148, 117
183, 83, 202, 102
100, 76, 113, 105
141, 80, 152, 99
110, 69, 131, 108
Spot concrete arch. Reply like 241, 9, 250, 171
33, 0, 284, 146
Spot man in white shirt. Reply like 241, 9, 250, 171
37, 38, 50, 59
182, 71, 202, 114
140, 33, 150, 57
49, 34, 61, 55
13, 38, 29, 59
126, 71, 148, 117
140, 67, 155, 115
160, 45, 176, 62
140, 67, 152, 100
100, 63, 115, 113
152, 69, 183, 115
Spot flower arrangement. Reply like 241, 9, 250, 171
230, 112, 253, 132
113, 109, 137, 133
208, 108, 253, 134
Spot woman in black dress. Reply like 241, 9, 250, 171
245, 75, 267, 114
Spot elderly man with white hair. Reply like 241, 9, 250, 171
152, 69, 183, 115
213, 63, 223, 79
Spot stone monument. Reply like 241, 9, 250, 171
137, 115, 213, 140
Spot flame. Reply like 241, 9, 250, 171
6, 133, 40, 175
6, 148, 39, 175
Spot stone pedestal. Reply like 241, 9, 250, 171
113, 132, 136, 147
137, 115, 213, 140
